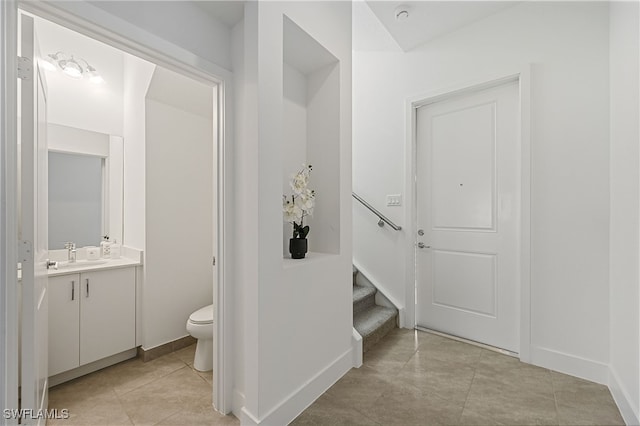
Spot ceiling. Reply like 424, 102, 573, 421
34, 15, 125, 93
33, 1, 520, 84
191, 0, 245, 27
365, 1, 518, 51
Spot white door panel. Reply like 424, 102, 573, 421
20, 13, 49, 424
416, 81, 519, 353
432, 249, 497, 317
431, 102, 496, 231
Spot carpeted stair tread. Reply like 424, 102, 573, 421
354, 305, 397, 339
353, 284, 376, 304
352, 265, 399, 352
353, 284, 376, 316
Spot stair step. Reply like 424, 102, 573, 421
353, 284, 376, 304
354, 305, 398, 352
353, 285, 376, 315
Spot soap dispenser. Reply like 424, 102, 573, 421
110, 239, 121, 259
100, 235, 112, 258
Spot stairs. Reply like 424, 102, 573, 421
353, 266, 398, 352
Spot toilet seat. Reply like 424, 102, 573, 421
189, 304, 213, 325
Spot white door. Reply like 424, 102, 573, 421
415, 80, 520, 353
20, 13, 49, 423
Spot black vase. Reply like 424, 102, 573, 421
289, 238, 308, 259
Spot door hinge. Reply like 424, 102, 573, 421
19, 240, 33, 263
212, 256, 216, 266
17, 56, 32, 80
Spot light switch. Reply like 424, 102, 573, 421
386, 194, 402, 206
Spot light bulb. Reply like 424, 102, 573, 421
60, 58, 83, 79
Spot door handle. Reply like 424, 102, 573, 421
86, 278, 89, 298
417, 242, 431, 249
71, 280, 75, 301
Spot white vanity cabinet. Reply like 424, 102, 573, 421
48, 267, 136, 376
80, 268, 135, 365
49, 274, 80, 376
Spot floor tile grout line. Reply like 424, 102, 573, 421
115, 364, 203, 426
456, 350, 483, 424
550, 369, 562, 425
113, 353, 189, 399
112, 386, 137, 426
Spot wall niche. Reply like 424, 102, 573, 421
282, 16, 340, 258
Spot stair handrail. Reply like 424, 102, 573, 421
352, 192, 402, 231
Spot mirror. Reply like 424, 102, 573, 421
47, 123, 123, 250
49, 152, 103, 249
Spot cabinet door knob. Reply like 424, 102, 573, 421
71, 280, 75, 301
86, 279, 90, 297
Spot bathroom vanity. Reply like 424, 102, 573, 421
47, 252, 141, 385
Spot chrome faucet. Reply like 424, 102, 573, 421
64, 242, 77, 263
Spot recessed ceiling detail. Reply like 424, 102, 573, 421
366, 1, 518, 51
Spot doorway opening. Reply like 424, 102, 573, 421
16, 5, 230, 420
405, 71, 532, 361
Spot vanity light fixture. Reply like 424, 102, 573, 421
43, 51, 105, 84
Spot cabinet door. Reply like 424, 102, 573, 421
80, 268, 136, 365
48, 274, 80, 376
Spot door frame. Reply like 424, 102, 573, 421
1, 0, 19, 420
2, 0, 234, 415
404, 67, 532, 362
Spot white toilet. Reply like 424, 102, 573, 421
186, 304, 214, 372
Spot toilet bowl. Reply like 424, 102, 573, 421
186, 304, 214, 372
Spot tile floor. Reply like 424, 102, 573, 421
48, 329, 625, 425
292, 329, 625, 425
47, 345, 237, 425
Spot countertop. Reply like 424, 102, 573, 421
47, 257, 141, 277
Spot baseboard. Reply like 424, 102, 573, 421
138, 335, 196, 362
241, 346, 356, 425
529, 345, 609, 385
232, 390, 246, 421
609, 366, 640, 426
49, 348, 137, 387
397, 307, 407, 328
352, 328, 363, 367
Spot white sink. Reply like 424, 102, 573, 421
57, 259, 109, 269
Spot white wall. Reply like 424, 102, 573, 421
230, 16, 246, 414
609, 2, 640, 424
235, 2, 353, 423
122, 54, 154, 250
143, 67, 214, 349
282, 63, 308, 255
89, 1, 232, 72
354, 2, 610, 380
